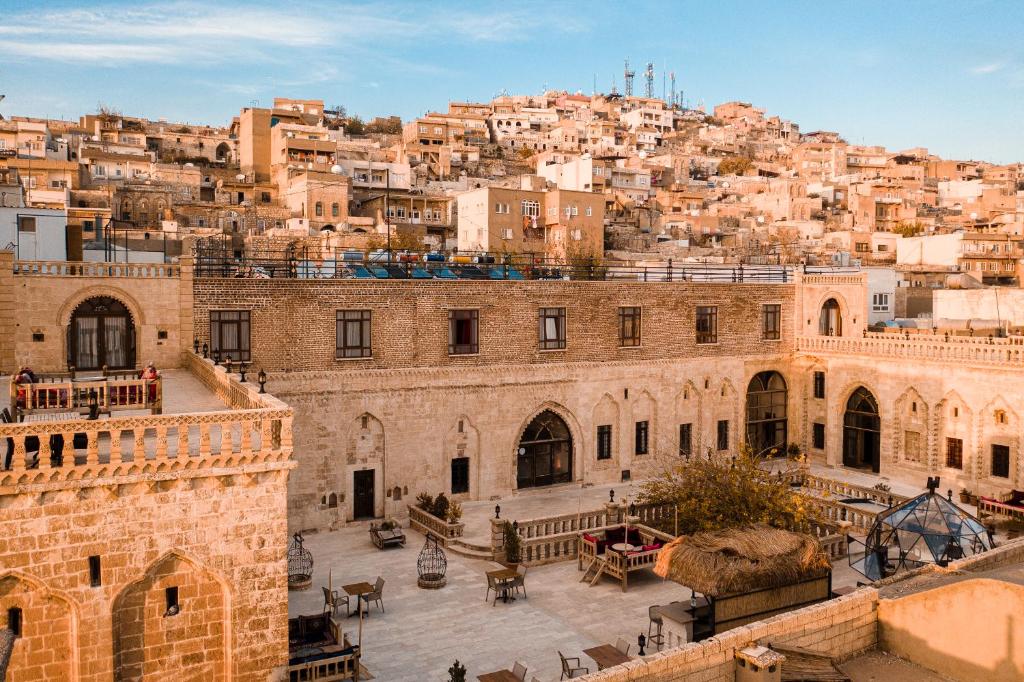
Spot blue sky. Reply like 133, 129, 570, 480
2, 0, 1023, 162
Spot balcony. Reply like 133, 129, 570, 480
1, 354, 293, 488
797, 331, 1024, 367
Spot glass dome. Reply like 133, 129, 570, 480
849, 479, 993, 581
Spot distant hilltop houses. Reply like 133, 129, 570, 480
0, 90, 1021, 284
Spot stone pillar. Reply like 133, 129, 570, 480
0, 250, 15, 374
490, 517, 505, 562
604, 501, 620, 525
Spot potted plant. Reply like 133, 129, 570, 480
786, 442, 802, 459
448, 660, 467, 682
446, 500, 463, 524
502, 520, 522, 567
415, 492, 434, 512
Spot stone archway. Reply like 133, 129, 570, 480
516, 410, 573, 489
112, 552, 230, 681
843, 386, 881, 473
0, 572, 78, 681
67, 296, 136, 370
746, 371, 788, 456
819, 298, 843, 336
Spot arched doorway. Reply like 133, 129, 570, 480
215, 142, 231, 162
517, 410, 573, 488
745, 371, 788, 456
68, 296, 136, 371
843, 387, 880, 472
819, 298, 842, 336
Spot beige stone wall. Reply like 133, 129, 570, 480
0, 464, 291, 682
878, 578, 1024, 682
4, 262, 188, 374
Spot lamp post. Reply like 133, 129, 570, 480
239, 363, 248, 383
193, 338, 199, 354
224, 357, 233, 376
212, 348, 221, 365
202, 342, 208, 359
257, 368, 267, 394
494, 504, 501, 519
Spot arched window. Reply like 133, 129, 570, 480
745, 371, 788, 456
68, 296, 135, 370
331, 202, 340, 217
315, 201, 323, 217
517, 410, 573, 488
819, 298, 842, 336
844, 387, 880, 472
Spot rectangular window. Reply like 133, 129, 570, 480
210, 310, 251, 362
17, 216, 36, 233
946, 437, 963, 469
448, 309, 479, 355
618, 306, 641, 347
89, 555, 102, 587
762, 304, 781, 340
904, 431, 921, 463
336, 310, 372, 358
164, 586, 179, 616
521, 200, 540, 217
813, 422, 826, 449
872, 293, 890, 312
696, 306, 718, 344
7, 607, 21, 637
992, 444, 1010, 478
538, 307, 566, 350
717, 420, 729, 451
635, 420, 649, 455
813, 371, 825, 399
451, 457, 470, 494
679, 423, 692, 457
597, 425, 612, 460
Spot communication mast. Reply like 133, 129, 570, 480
624, 59, 635, 97
670, 72, 677, 108
610, 74, 619, 97
644, 62, 655, 98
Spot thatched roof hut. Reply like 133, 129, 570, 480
653, 524, 831, 597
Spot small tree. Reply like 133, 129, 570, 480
502, 521, 522, 563
717, 156, 753, 176
415, 492, 434, 512
636, 446, 807, 537
432, 492, 450, 521
446, 500, 463, 524
448, 659, 467, 682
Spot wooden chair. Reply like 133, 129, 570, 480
322, 586, 349, 617
558, 651, 589, 679
485, 574, 502, 605
614, 637, 630, 656
360, 576, 385, 613
512, 661, 527, 680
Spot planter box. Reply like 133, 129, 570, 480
407, 505, 464, 547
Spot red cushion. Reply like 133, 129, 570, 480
582, 533, 598, 543
642, 543, 662, 552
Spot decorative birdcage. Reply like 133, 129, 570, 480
287, 532, 313, 590
417, 533, 447, 589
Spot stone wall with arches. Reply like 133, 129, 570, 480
0, 462, 290, 681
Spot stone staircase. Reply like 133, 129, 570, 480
447, 537, 494, 561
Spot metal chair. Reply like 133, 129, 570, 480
647, 605, 665, 650
614, 637, 630, 656
512, 661, 528, 680
485, 574, 500, 604
321, 585, 349, 617
558, 651, 589, 679
360, 576, 385, 613
510, 564, 528, 599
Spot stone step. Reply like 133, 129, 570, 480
452, 537, 492, 553
447, 542, 494, 560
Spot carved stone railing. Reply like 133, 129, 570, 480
801, 474, 910, 506
1, 359, 293, 488
407, 505, 464, 546
805, 496, 881, 532
514, 504, 624, 541
797, 333, 1024, 366
13, 260, 181, 278
182, 352, 264, 410
799, 273, 865, 286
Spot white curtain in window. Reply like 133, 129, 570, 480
104, 317, 127, 368
220, 323, 239, 354
76, 317, 99, 368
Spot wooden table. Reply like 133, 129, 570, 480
477, 670, 520, 682
23, 412, 80, 423
584, 644, 631, 670
610, 543, 636, 553
342, 582, 374, 617
486, 568, 518, 603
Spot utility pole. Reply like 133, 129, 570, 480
385, 170, 391, 261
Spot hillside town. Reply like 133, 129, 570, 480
4, 84, 1023, 319
3, 66, 1024, 682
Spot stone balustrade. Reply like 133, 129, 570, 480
802, 473, 910, 506
1, 356, 293, 488
800, 273, 866, 286
807, 496, 881, 531
13, 260, 181, 278
798, 332, 1024, 366
407, 505, 465, 546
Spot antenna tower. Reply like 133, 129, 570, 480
624, 59, 635, 97
670, 72, 677, 108
611, 74, 619, 97
644, 62, 655, 98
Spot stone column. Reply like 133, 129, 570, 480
490, 517, 505, 562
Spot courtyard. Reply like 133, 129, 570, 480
288, 477, 868, 682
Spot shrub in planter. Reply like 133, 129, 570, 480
448, 660, 467, 682
786, 442, 802, 458
503, 520, 522, 564
415, 492, 434, 512
432, 492, 450, 521
446, 500, 463, 524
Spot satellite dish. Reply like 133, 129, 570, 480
184, 163, 194, 167
330, 164, 343, 174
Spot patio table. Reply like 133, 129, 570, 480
486, 568, 518, 603
584, 644, 631, 670
342, 582, 374, 618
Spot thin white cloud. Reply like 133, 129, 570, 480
971, 61, 1006, 75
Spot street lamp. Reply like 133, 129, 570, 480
257, 368, 267, 393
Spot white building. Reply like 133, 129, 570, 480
0, 206, 68, 260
